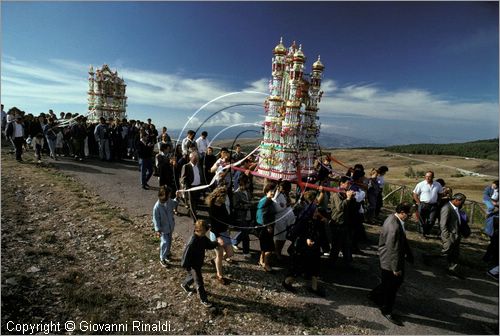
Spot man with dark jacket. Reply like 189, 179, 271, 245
94, 117, 110, 161
440, 193, 467, 276
328, 176, 356, 265
71, 116, 87, 161
370, 202, 413, 326
6, 115, 25, 162
180, 152, 202, 220
137, 134, 155, 189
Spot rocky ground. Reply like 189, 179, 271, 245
1, 147, 498, 335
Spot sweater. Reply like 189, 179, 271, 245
152, 198, 179, 234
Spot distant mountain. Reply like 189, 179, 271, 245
170, 126, 384, 149
169, 125, 261, 145
318, 132, 384, 148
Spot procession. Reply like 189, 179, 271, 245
2, 2, 499, 334
3, 38, 498, 329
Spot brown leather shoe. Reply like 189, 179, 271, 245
216, 275, 227, 285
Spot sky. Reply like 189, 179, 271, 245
1, 1, 499, 145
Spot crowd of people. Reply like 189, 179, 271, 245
3, 105, 497, 323
150, 135, 498, 323
1, 105, 172, 166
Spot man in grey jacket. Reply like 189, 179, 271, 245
369, 202, 413, 326
440, 193, 467, 275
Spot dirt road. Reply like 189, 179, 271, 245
45, 155, 499, 335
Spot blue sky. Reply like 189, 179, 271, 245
2, 1, 498, 145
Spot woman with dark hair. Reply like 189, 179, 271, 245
256, 183, 277, 272
206, 186, 234, 284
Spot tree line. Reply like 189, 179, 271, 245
384, 138, 499, 161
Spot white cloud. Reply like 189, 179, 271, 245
321, 79, 338, 94
319, 83, 498, 123
205, 111, 244, 126
243, 78, 269, 93
1, 56, 497, 134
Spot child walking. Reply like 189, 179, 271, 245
152, 186, 179, 267
181, 219, 218, 307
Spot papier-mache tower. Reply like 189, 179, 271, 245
87, 64, 128, 123
257, 38, 325, 181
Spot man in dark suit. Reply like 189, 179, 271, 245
370, 202, 413, 326
440, 193, 467, 275
180, 152, 202, 221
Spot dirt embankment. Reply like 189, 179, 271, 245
1, 148, 498, 335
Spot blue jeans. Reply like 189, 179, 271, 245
98, 139, 111, 160
46, 137, 57, 157
484, 199, 497, 215
231, 220, 252, 254
139, 158, 153, 186
160, 232, 172, 260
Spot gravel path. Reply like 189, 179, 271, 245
53, 156, 499, 334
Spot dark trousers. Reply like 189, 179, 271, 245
35, 143, 42, 160
258, 225, 275, 252
484, 231, 499, 266
375, 192, 383, 216
186, 189, 201, 221
371, 268, 404, 315
351, 212, 367, 250
13, 137, 24, 160
442, 237, 461, 271
139, 158, 153, 186
418, 202, 438, 235
72, 138, 84, 158
182, 267, 207, 302
329, 224, 352, 264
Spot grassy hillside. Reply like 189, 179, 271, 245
385, 138, 499, 161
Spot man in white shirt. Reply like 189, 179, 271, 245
181, 130, 197, 158
196, 131, 209, 158
413, 171, 443, 238
180, 152, 202, 221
